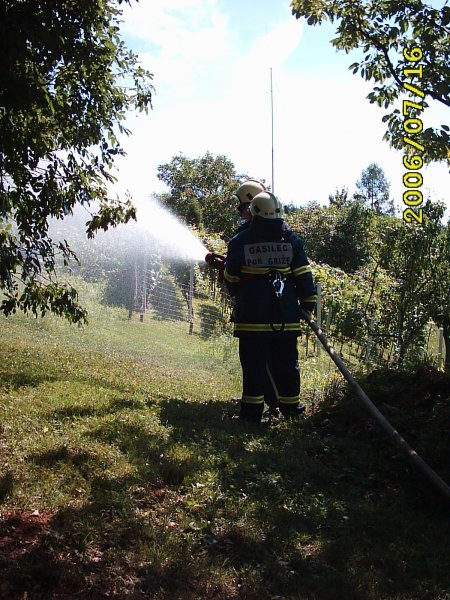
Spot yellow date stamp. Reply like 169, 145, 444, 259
402, 46, 425, 225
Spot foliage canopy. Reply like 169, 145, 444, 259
286, 199, 374, 272
355, 163, 394, 215
157, 152, 248, 239
286, 197, 449, 367
0, 0, 153, 322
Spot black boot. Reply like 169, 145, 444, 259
279, 403, 306, 420
267, 405, 281, 418
237, 402, 264, 424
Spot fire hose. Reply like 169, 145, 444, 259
205, 251, 450, 502
299, 308, 450, 503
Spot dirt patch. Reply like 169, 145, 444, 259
0, 510, 55, 560
0, 510, 59, 599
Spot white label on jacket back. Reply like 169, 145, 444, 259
243, 243, 293, 267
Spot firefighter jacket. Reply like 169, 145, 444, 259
224, 216, 317, 337
233, 219, 251, 235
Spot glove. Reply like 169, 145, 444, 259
301, 309, 312, 322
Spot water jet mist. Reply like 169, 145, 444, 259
131, 197, 208, 263
51, 196, 209, 265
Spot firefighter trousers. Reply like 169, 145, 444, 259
238, 335, 300, 419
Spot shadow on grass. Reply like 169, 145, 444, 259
1, 381, 449, 599
157, 394, 450, 600
0, 494, 205, 600
0, 471, 14, 503
30, 445, 92, 467
0, 400, 235, 599
50, 396, 151, 421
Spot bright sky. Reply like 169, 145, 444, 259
115, 0, 449, 217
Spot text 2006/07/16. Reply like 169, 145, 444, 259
402, 46, 425, 226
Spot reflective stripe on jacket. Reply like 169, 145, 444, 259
224, 217, 317, 337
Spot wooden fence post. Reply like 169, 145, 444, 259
316, 282, 322, 357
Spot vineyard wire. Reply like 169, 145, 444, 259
130, 265, 445, 372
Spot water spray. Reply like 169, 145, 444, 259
133, 198, 208, 263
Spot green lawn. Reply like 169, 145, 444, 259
0, 296, 449, 599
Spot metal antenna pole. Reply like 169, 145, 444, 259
270, 67, 274, 194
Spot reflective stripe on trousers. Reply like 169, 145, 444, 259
239, 336, 300, 405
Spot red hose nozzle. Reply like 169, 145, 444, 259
205, 251, 226, 282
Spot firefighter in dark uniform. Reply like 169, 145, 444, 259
224, 191, 317, 423
230, 179, 280, 414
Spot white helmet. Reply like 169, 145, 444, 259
234, 179, 266, 205
250, 191, 283, 219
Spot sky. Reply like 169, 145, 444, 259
114, 0, 449, 217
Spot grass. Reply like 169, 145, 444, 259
0, 289, 449, 599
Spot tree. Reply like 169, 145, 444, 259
283, 202, 300, 215
375, 199, 448, 366
311, 260, 394, 355
286, 199, 373, 272
157, 152, 248, 239
291, 1, 450, 163
0, 0, 153, 323
423, 218, 450, 371
328, 187, 350, 208
355, 163, 395, 214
